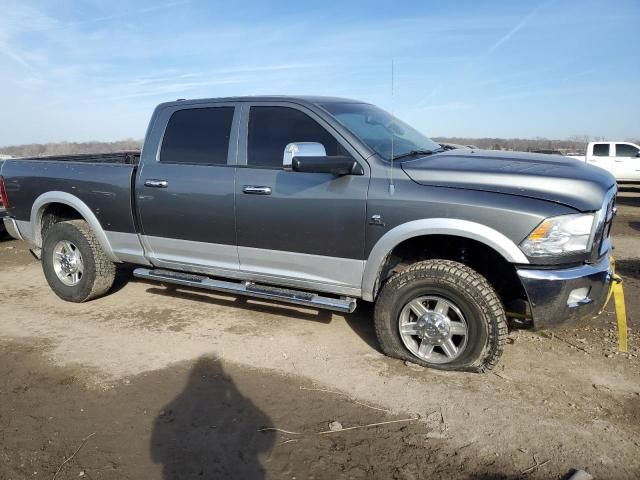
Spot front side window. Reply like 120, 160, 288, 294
247, 106, 347, 168
321, 102, 442, 161
615, 143, 639, 157
161, 107, 234, 165
592, 144, 610, 157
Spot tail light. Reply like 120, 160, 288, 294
0, 176, 10, 208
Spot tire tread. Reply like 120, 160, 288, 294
42, 220, 115, 302
374, 259, 507, 373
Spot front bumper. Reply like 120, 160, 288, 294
517, 252, 613, 329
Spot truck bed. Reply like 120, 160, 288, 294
1, 154, 139, 235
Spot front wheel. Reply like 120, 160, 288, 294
374, 260, 507, 372
42, 220, 116, 302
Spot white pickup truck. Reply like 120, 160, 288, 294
569, 142, 640, 183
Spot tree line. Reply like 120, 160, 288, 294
1, 135, 639, 158
433, 136, 640, 154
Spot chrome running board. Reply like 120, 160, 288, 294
133, 268, 357, 313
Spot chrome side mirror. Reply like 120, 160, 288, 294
283, 142, 327, 171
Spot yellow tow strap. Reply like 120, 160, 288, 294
604, 257, 627, 353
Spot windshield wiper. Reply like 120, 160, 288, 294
392, 148, 443, 161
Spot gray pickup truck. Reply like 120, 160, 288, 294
0, 96, 617, 372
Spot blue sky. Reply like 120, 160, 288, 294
0, 0, 638, 146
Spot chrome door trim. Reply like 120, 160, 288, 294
144, 179, 169, 188
242, 185, 272, 195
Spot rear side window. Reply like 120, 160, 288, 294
592, 144, 610, 157
247, 106, 347, 168
615, 144, 639, 157
161, 107, 234, 165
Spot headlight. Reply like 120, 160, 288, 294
520, 214, 594, 257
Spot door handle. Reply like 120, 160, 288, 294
144, 179, 169, 188
242, 185, 272, 195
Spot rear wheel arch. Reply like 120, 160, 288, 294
39, 202, 83, 240
30, 192, 119, 262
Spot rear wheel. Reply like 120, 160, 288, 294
374, 259, 507, 372
42, 220, 116, 302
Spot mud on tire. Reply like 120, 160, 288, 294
374, 259, 507, 373
42, 220, 116, 303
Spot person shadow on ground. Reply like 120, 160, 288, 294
150, 357, 275, 479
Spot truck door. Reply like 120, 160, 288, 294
234, 103, 369, 295
135, 103, 240, 273
588, 143, 612, 173
613, 143, 640, 181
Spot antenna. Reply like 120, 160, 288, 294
389, 59, 395, 195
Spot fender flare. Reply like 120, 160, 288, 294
30, 191, 120, 263
361, 218, 529, 301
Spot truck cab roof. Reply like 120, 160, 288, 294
158, 95, 366, 109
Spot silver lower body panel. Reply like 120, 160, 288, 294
3, 217, 24, 241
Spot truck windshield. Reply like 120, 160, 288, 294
321, 103, 442, 161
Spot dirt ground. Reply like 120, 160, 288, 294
1, 188, 639, 480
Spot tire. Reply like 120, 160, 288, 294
42, 220, 116, 302
374, 260, 507, 373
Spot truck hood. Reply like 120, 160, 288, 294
401, 150, 616, 211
